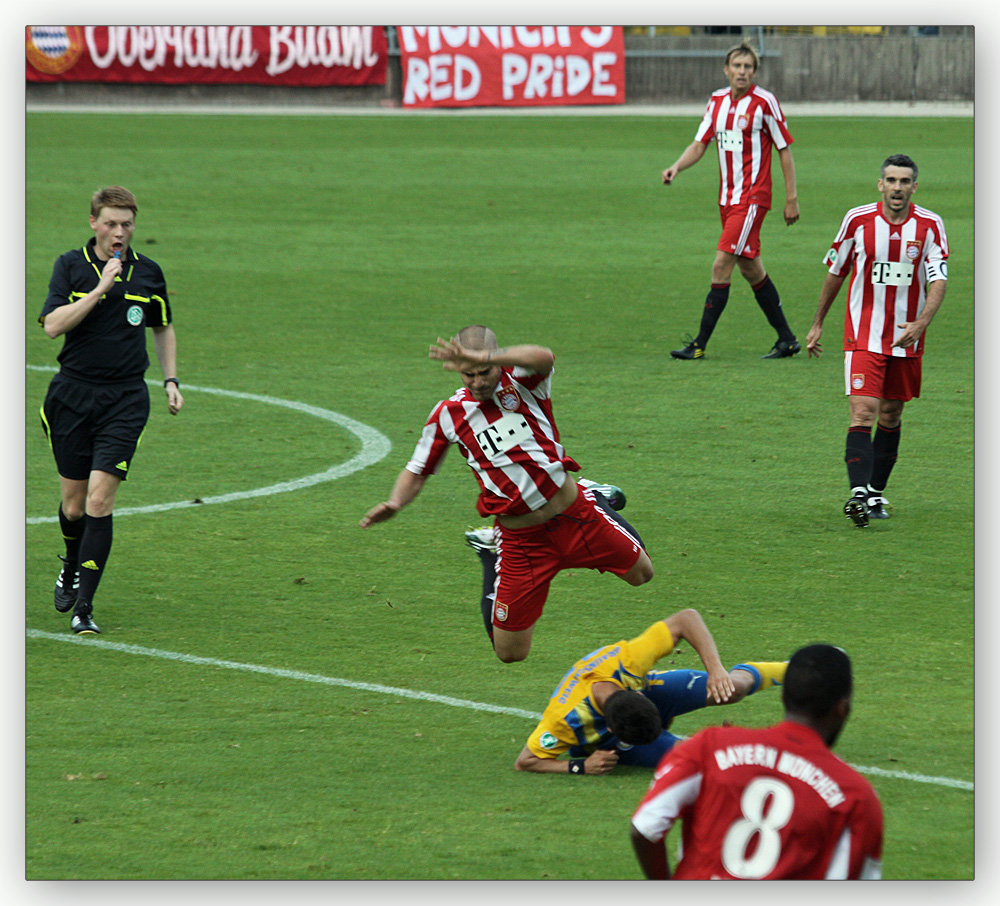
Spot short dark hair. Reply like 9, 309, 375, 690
881, 154, 918, 181
604, 690, 662, 746
782, 644, 853, 719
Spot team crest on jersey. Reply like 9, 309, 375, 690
126, 305, 143, 326
852, 374, 865, 390
905, 240, 922, 260
737, 115, 748, 130
498, 385, 521, 412
495, 602, 509, 622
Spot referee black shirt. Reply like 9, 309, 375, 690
39, 238, 172, 384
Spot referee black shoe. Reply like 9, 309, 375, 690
670, 337, 705, 360
844, 492, 870, 528
54, 556, 79, 613
762, 338, 801, 359
70, 603, 101, 635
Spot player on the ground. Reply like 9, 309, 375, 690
631, 643, 883, 879
662, 39, 800, 360
805, 154, 948, 527
514, 608, 786, 775
360, 326, 653, 664
39, 185, 184, 634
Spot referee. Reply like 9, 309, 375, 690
39, 186, 184, 634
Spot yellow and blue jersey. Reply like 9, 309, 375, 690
526, 621, 676, 759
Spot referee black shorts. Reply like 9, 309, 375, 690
40, 373, 150, 482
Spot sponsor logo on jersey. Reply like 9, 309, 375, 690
475, 411, 532, 462
498, 385, 521, 411
870, 260, 915, 286
905, 239, 922, 260
852, 374, 865, 390
126, 305, 144, 326
540, 732, 558, 749
495, 601, 509, 622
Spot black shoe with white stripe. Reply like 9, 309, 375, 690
71, 602, 101, 635
54, 555, 79, 613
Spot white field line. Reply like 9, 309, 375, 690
26, 365, 391, 524
26, 628, 973, 792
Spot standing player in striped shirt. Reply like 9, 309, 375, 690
806, 154, 949, 527
662, 40, 801, 360
360, 325, 654, 664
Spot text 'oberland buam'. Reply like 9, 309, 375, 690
81, 26, 380, 74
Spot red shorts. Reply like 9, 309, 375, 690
490, 486, 644, 633
717, 203, 767, 259
844, 350, 922, 401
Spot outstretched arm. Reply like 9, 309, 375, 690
360, 468, 427, 528
663, 609, 734, 703
430, 337, 554, 376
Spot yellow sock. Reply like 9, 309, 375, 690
747, 661, 787, 690
733, 661, 788, 692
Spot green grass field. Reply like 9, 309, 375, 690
24, 111, 974, 881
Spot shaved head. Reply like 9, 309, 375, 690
456, 325, 498, 351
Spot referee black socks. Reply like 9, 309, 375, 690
76, 513, 114, 607
58, 504, 84, 567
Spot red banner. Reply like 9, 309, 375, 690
398, 26, 625, 108
26, 26, 386, 86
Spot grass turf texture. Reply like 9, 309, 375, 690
25, 112, 973, 880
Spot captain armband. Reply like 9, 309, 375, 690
924, 259, 948, 282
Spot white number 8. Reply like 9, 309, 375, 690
721, 777, 796, 878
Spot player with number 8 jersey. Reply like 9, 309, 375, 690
630, 644, 883, 880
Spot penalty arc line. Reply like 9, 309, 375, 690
25, 629, 973, 793
26, 365, 392, 524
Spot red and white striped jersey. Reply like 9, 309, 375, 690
694, 84, 793, 209
824, 202, 949, 357
405, 365, 580, 517
631, 721, 884, 880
